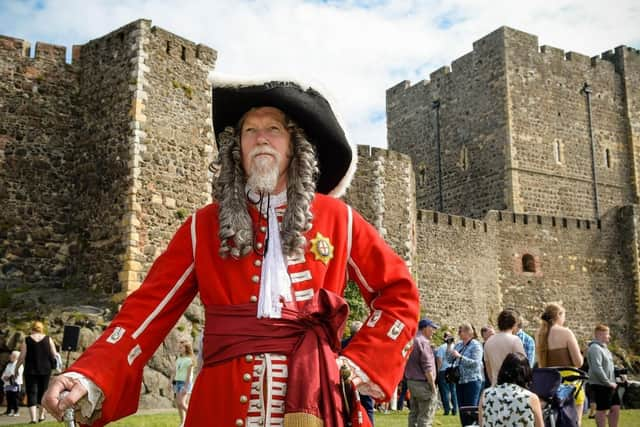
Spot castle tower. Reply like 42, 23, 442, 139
343, 146, 416, 269
387, 26, 640, 220
0, 20, 217, 295
71, 20, 216, 295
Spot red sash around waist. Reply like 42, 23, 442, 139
203, 288, 349, 427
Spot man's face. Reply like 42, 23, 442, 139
240, 106, 292, 193
424, 325, 435, 338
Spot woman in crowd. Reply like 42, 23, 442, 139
173, 341, 195, 426
536, 303, 585, 425
448, 322, 484, 426
478, 352, 543, 427
2, 350, 24, 417
17, 320, 59, 424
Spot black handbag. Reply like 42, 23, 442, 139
444, 341, 470, 383
444, 366, 461, 383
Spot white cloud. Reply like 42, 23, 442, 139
1, 0, 638, 148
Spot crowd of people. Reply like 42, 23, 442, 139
397, 302, 628, 427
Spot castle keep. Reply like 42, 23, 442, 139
386, 26, 640, 347
1, 20, 639, 407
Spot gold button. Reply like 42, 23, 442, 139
250, 295, 258, 303
240, 395, 248, 403
235, 419, 244, 427
258, 418, 264, 425
245, 354, 254, 362
256, 401, 263, 409
256, 242, 263, 249
259, 225, 267, 232
242, 373, 251, 382
255, 367, 263, 375
251, 275, 260, 283
254, 259, 262, 267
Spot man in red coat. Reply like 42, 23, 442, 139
42, 76, 420, 427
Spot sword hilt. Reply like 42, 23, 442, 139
59, 391, 76, 427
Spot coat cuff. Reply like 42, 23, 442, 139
336, 356, 385, 399
63, 372, 104, 420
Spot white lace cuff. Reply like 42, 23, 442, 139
63, 372, 104, 419
336, 356, 385, 399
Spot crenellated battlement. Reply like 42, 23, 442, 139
356, 144, 412, 162
150, 25, 217, 67
388, 26, 633, 102
416, 209, 488, 233
0, 35, 31, 57
486, 210, 602, 232
414, 208, 604, 234
0, 35, 71, 65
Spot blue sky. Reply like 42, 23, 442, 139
1, 0, 639, 148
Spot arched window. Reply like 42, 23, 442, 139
522, 254, 536, 273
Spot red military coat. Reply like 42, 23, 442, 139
69, 194, 419, 426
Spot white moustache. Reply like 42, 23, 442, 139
250, 147, 279, 162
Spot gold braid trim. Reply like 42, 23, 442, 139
283, 412, 324, 427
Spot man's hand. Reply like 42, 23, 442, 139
42, 375, 88, 422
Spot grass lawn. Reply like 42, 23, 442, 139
14, 408, 640, 426
375, 408, 640, 426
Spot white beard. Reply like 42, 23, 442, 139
246, 147, 280, 193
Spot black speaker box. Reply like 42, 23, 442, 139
61, 325, 81, 351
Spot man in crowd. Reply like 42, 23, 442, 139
42, 77, 420, 427
406, 318, 439, 427
434, 331, 458, 416
480, 324, 495, 389
480, 325, 495, 343
586, 324, 620, 427
483, 309, 524, 386
513, 309, 535, 367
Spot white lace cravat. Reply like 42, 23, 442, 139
247, 188, 292, 319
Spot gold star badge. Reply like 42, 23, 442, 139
310, 232, 334, 265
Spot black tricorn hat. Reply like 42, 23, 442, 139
211, 75, 356, 197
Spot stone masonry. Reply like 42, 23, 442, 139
386, 26, 640, 349
1, 21, 639, 410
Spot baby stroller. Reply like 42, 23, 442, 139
531, 367, 588, 427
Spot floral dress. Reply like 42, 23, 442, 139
481, 383, 534, 427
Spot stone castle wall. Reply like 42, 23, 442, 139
70, 21, 145, 294
120, 22, 216, 293
386, 27, 511, 218
343, 146, 416, 265
388, 26, 640, 221
411, 206, 637, 347
0, 20, 217, 295
0, 35, 79, 288
490, 210, 634, 344
505, 29, 639, 218
413, 211, 499, 331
